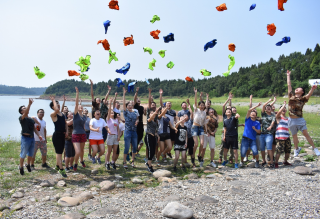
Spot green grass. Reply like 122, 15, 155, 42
304, 155, 316, 162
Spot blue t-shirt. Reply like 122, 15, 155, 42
177, 109, 190, 119
123, 109, 137, 131
243, 117, 260, 141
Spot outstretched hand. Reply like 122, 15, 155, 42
159, 89, 163, 94
63, 95, 66, 102
123, 87, 127, 94
286, 70, 291, 76
250, 94, 252, 100
194, 87, 197, 93
107, 85, 111, 91
49, 95, 55, 101
75, 87, 79, 93
257, 102, 262, 106
136, 87, 139, 92
29, 98, 34, 105
148, 88, 152, 93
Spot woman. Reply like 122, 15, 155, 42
144, 107, 161, 173
105, 98, 120, 170
156, 106, 176, 166
72, 87, 87, 171
122, 87, 139, 168
65, 111, 75, 172
173, 116, 188, 172
191, 87, 206, 168
89, 109, 107, 166
286, 70, 320, 156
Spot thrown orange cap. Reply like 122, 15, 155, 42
267, 23, 276, 36
185, 76, 193, 82
68, 70, 80, 77
216, 3, 227, 11
109, 0, 119, 10
123, 35, 134, 46
278, 0, 287, 11
150, 30, 161, 39
97, 39, 110, 50
228, 43, 236, 52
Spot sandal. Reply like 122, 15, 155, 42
123, 162, 128, 169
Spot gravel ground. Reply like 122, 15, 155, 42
3, 159, 320, 219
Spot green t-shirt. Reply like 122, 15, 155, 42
260, 112, 275, 134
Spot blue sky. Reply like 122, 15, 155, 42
1, 0, 320, 87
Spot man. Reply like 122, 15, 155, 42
178, 99, 191, 119
31, 109, 49, 169
222, 108, 240, 168
18, 99, 43, 175
134, 87, 146, 156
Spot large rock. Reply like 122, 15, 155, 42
57, 180, 66, 187
77, 192, 93, 203
162, 202, 193, 219
184, 173, 198, 179
0, 203, 9, 211
204, 166, 216, 173
193, 195, 219, 203
131, 178, 143, 184
99, 181, 115, 191
12, 203, 23, 211
58, 213, 86, 219
40, 180, 56, 187
293, 166, 313, 175
206, 174, 216, 179
11, 192, 24, 198
87, 208, 120, 218
153, 170, 172, 179
58, 197, 80, 207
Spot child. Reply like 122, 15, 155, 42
173, 116, 187, 171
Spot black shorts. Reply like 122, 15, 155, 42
187, 137, 194, 155
174, 144, 187, 151
52, 131, 65, 154
65, 140, 75, 158
223, 136, 238, 150
159, 133, 171, 142
170, 128, 176, 141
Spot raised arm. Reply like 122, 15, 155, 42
249, 94, 253, 108
246, 102, 262, 119
276, 101, 286, 119
305, 85, 318, 99
113, 92, 118, 109
229, 92, 232, 107
148, 88, 152, 109
158, 107, 168, 119
175, 117, 186, 128
122, 87, 127, 111
74, 87, 79, 115
50, 96, 59, 118
148, 107, 160, 122
21, 98, 33, 120
67, 118, 73, 126
287, 70, 292, 96
133, 87, 139, 106
104, 85, 112, 105
194, 87, 197, 107
270, 96, 277, 106
222, 96, 231, 115
159, 89, 163, 107
107, 98, 113, 121
61, 95, 66, 112
90, 79, 94, 102
262, 98, 272, 113
169, 121, 177, 131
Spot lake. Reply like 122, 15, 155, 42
1, 96, 92, 139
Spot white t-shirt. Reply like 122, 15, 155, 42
33, 116, 46, 142
89, 118, 107, 140
119, 122, 125, 132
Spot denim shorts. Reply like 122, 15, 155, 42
288, 117, 307, 136
20, 136, 35, 159
260, 134, 273, 151
191, 125, 204, 137
241, 137, 258, 157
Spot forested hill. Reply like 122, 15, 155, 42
0, 85, 47, 95
44, 44, 320, 98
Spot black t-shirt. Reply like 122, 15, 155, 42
134, 103, 144, 123
223, 116, 238, 137
174, 125, 187, 146
19, 116, 35, 137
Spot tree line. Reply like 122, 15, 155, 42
44, 44, 320, 98
0, 85, 47, 95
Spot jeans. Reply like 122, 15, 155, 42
260, 134, 273, 151
191, 125, 204, 137
124, 130, 138, 155
20, 136, 35, 159
241, 137, 258, 158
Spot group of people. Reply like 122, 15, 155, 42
18, 70, 320, 177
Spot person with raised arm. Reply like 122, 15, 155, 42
49, 96, 68, 177
18, 99, 43, 175
133, 87, 146, 156
178, 98, 191, 119
105, 98, 120, 170
286, 70, 320, 156
100, 85, 112, 120
260, 98, 276, 167
274, 101, 293, 168
72, 87, 87, 171
144, 107, 161, 173
222, 108, 240, 168
122, 87, 139, 168
240, 102, 262, 168
191, 88, 206, 167
173, 116, 188, 172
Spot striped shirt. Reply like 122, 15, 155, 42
275, 116, 290, 140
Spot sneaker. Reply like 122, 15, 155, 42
167, 153, 173, 159
55, 165, 60, 171
73, 164, 78, 171
314, 148, 320, 156
222, 161, 228, 166
92, 157, 97, 164
41, 163, 50, 168
30, 164, 35, 170
80, 161, 86, 168
19, 166, 24, 175
210, 161, 217, 168
88, 154, 92, 160
200, 161, 204, 167
106, 163, 111, 170
97, 157, 101, 165
234, 163, 239, 169
145, 162, 149, 167
243, 157, 247, 162
269, 163, 275, 169
255, 161, 260, 168
294, 147, 302, 157
65, 167, 70, 172
251, 159, 256, 162
149, 166, 155, 173
59, 169, 67, 177
239, 161, 244, 167
283, 161, 292, 166
69, 165, 74, 170
111, 162, 117, 170
274, 163, 279, 168
131, 161, 136, 168
26, 164, 31, 172
173, 166, 177, 172
261, 162, 267, 167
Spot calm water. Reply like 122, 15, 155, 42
1, 96, 92, 139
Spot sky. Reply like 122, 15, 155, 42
1, 0, 320, 88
